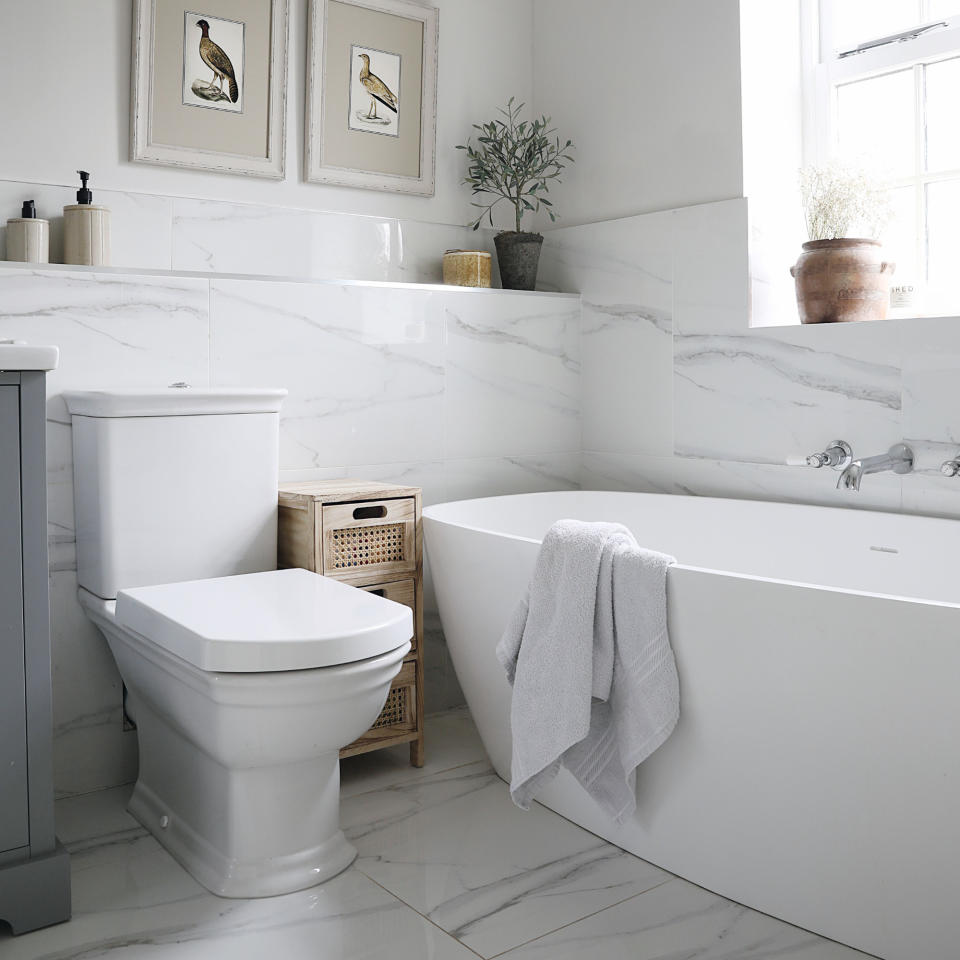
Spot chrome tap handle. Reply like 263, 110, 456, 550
806, 440, 853, 471
941, 458, 960, 477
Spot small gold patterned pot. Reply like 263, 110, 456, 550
790, 239, 895, 324
443, 250, 492, 288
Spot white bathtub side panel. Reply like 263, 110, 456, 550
426, 516, 960, 960
423, 518, 534, 780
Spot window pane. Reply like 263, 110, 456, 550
831, 0, 923, 53
925, 57, 960, 171
836, 70, 916, 178
883, 186, 920, 309
925, 179, 960, 305
883, 186, 919, 277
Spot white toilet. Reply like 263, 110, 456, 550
64, 386, 412, 898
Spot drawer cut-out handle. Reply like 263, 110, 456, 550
353, 504, 388, 520
369, 589, 386, 598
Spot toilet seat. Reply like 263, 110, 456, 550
115, 567, 412, 673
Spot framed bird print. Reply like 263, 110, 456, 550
306, 0, 438, 196
131, 0, 288, 178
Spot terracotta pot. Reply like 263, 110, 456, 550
790, 239, 895, 324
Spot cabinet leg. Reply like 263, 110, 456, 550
409, 735, 425, 768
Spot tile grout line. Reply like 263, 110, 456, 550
358, 870, 488, 960
484, 877, 677, 959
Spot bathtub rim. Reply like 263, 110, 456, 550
423, 490, 960, 611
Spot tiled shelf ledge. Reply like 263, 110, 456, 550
0, 260, 580, 300
751, 313, 960, 330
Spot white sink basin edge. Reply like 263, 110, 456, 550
0, 341, 60, 372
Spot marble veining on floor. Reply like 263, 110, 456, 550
1, 708, 874, 960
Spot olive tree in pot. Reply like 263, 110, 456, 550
457, 98, 574, 290
791, 161, 894, 323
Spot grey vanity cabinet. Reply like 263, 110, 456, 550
0, 386, 29, 854
0, 371, 70, 934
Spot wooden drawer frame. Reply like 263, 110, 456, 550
278, 480, 424, 767
321, 498, 416, 584
360, 579, 416, 652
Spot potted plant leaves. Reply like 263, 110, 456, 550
457, 98, 574, 290
791, 161, 894, 323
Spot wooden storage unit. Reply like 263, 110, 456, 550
277, 480, 424, 767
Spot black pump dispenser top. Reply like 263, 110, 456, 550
76, 170, 93, 204
20, 200, 36, 218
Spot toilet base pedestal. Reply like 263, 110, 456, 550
129, 700, 357, 898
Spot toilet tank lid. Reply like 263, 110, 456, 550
63, 386, 287, 417
115, 568, 413, 672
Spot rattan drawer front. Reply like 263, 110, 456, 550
341, 660, 417, 757
361, 579, 416, 651
321, 498, 416, 582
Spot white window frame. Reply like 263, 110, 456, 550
802, 1, 960, 313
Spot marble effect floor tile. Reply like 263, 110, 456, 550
3, 849, 474, 960
497, 876, 872, 960
2, 711, 875, 960
341, 761, 671, 958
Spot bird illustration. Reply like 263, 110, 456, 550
357, 53, 398, 121
196, 19, 238, 103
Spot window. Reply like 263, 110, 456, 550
808, 1, 960, 314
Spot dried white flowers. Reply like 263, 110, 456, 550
799, 160, 892, 241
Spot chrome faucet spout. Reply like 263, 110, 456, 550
837, 461, 863, 491
837, 443, 913, 492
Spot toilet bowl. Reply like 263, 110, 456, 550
64, 387, 413, 898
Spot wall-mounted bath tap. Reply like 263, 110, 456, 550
940, 455, 960, 477
837, 443, 913, 491
805, 440, 853, 470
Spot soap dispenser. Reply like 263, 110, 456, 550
6, 200, 50, 263
63, 170, 110, 266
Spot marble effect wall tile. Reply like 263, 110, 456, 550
0, 178, 497, 285
171, 195, 499, 285
49, 572, 138, 799
0, 182, 173, 271
673, 322, 903, 464
672, 198, 750, 336
394, 220, 499, 286
542, 212, 675, 457
581, 451, 903, 514
443, 293, 580, 460
211, 280, 446, 469
173, 199, 391, 279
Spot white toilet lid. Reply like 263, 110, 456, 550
115, 568, 413, 672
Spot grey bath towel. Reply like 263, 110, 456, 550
496, 519, 679, 823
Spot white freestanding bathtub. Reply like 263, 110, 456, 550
424, 491, 960, 960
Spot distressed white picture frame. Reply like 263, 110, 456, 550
131, 0, 288, 179
306, 0, 438, 196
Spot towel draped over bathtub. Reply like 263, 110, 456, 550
496, 519, 679, 823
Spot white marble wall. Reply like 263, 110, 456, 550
0, 179, 498, 286
0, 264, 579, 797
542, 198, 960, 520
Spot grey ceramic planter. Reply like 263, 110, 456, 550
494, 232, 544, 291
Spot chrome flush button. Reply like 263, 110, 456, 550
168, 382, 192, 389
